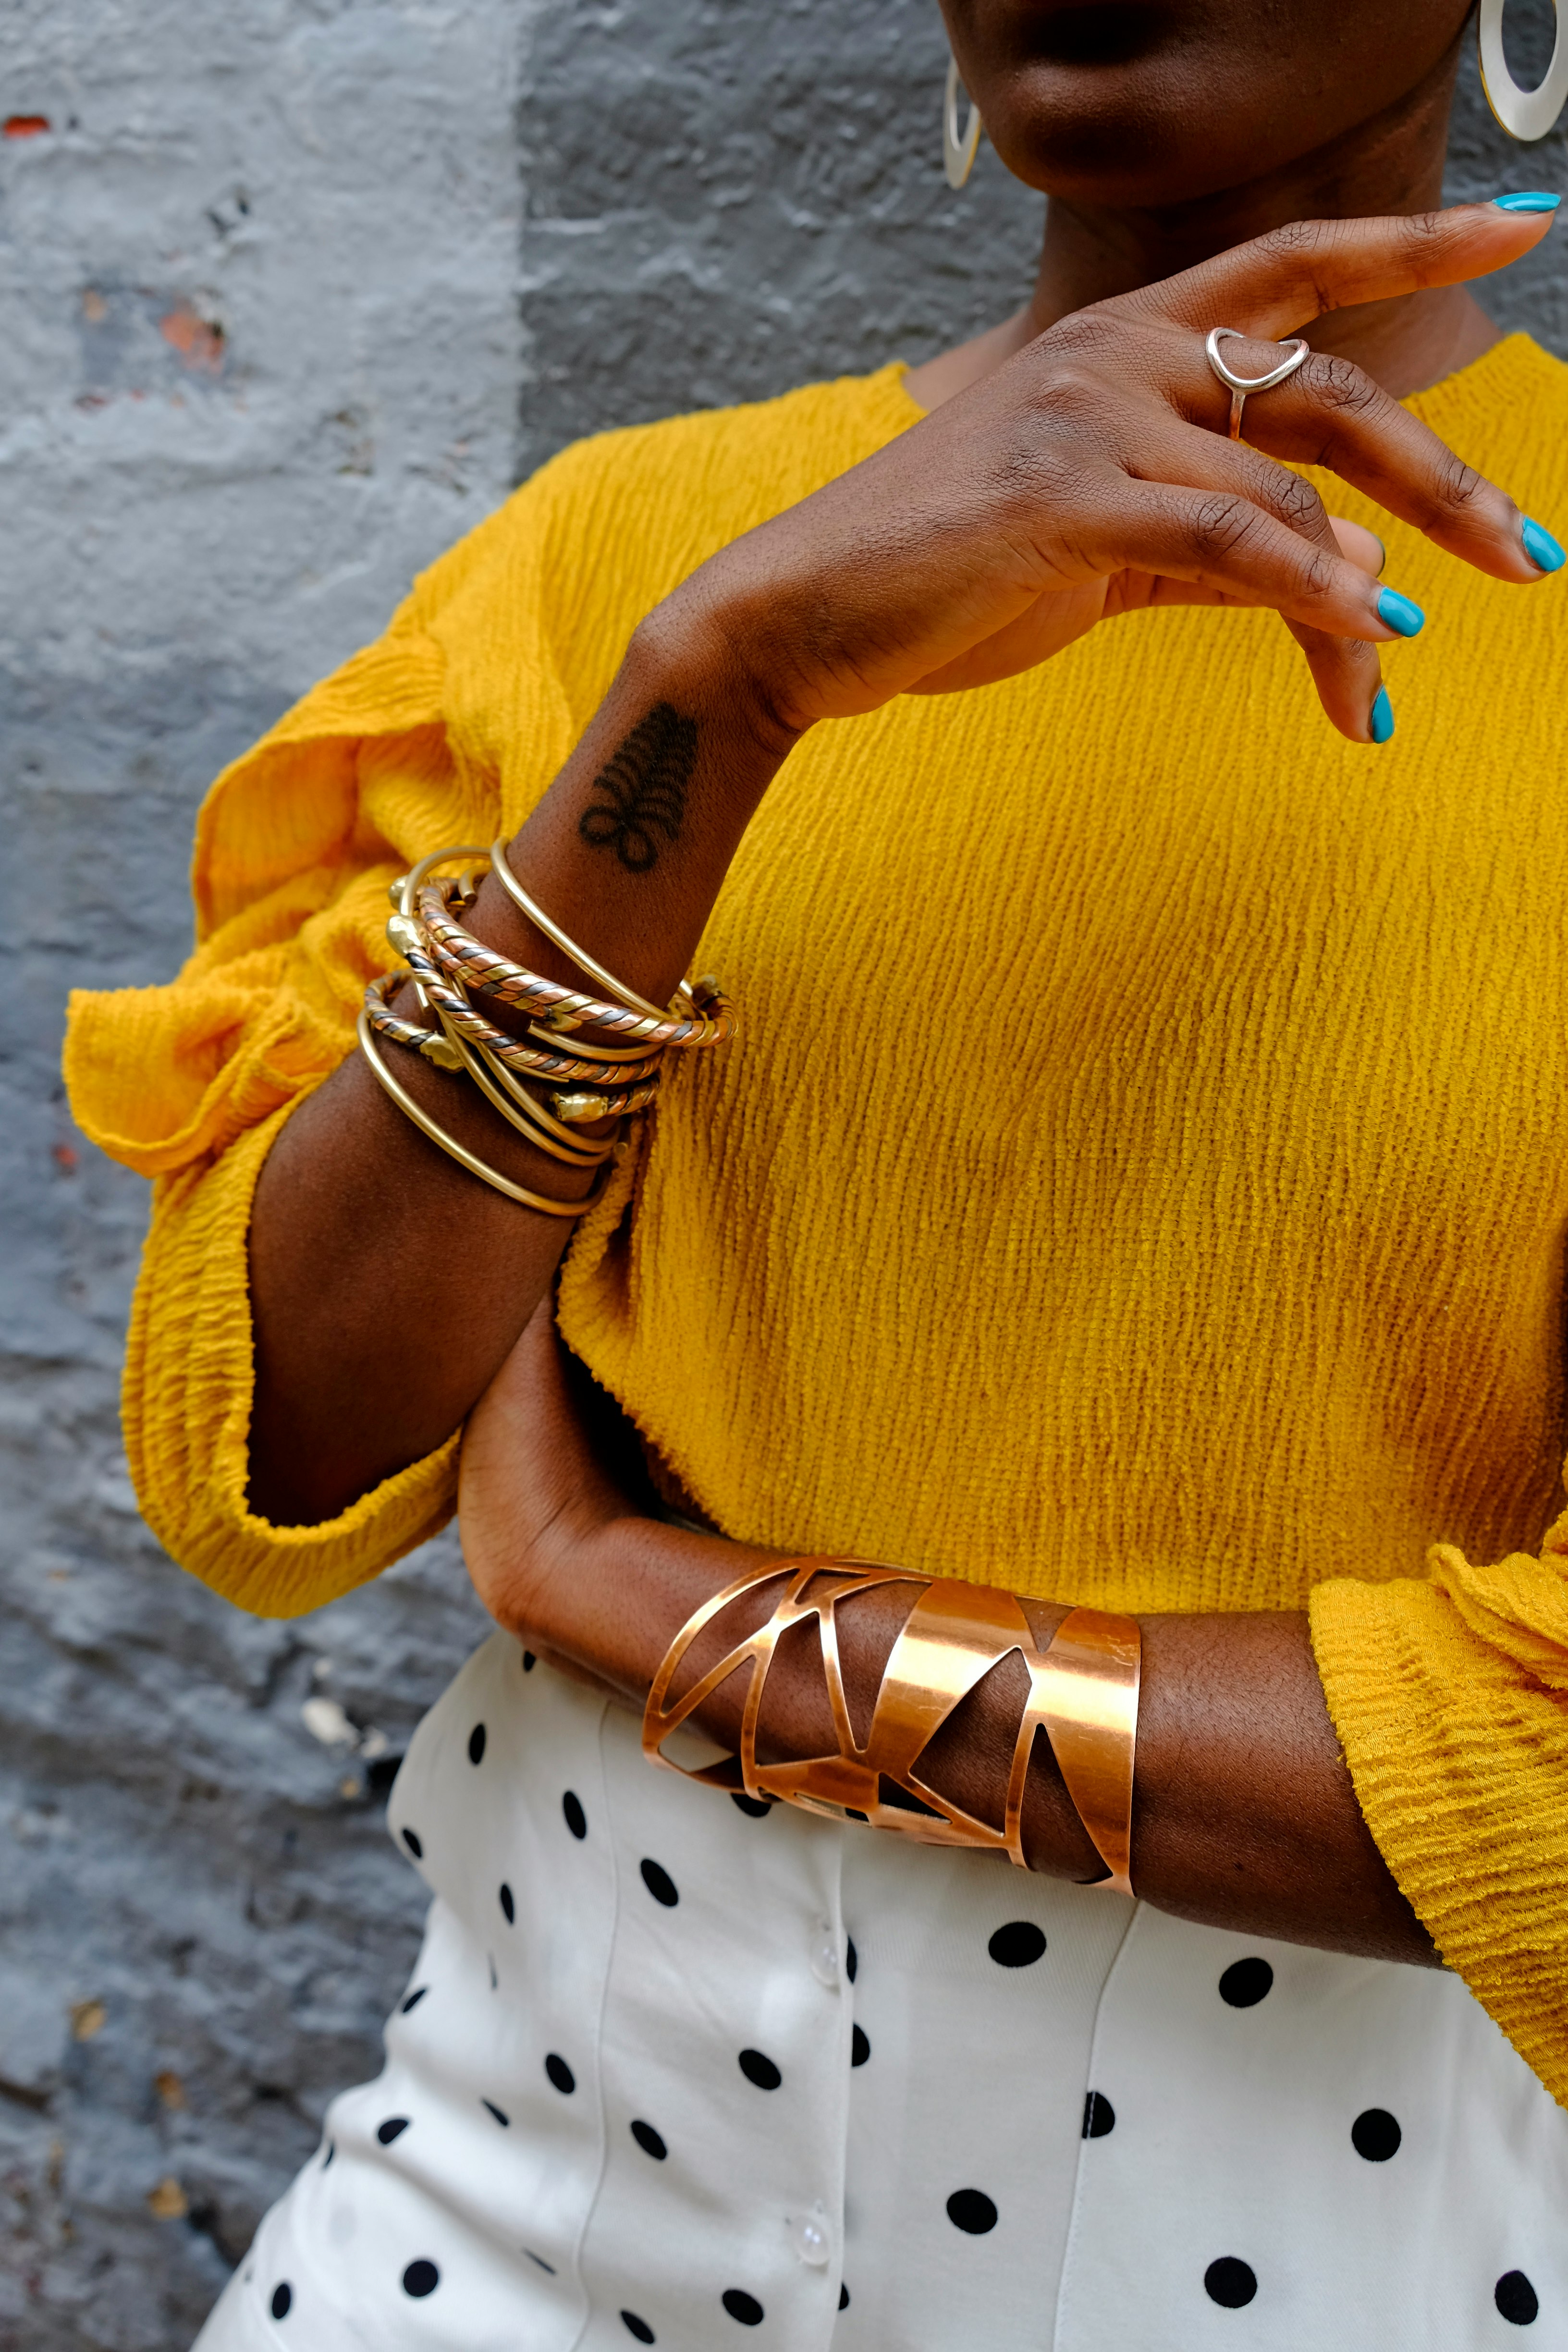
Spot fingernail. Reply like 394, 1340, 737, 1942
1376, 586, 1425, 637
1493, 191, 1561, 213
1369, 685, 1395, 745
1370, 534, 1387, 579
1522, 515, 1566, 572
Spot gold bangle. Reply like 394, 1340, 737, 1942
489, 837, 683, 1023
438, 1016, 616, 1167
356, 1010, 600, 1217
643, 1560, 1140, 1891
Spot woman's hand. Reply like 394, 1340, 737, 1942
665, 203, 1557, 745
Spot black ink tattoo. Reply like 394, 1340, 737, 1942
578, 702, 697, 873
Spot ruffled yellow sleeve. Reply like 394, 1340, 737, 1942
1310, 1517, 1568, 2107
61, 478, 579, 1616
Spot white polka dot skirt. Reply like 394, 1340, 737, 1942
192, 1634, 1568, 2351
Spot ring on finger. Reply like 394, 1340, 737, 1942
1204, 326, 1312, 441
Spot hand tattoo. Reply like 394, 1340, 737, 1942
579, 703, 696, 873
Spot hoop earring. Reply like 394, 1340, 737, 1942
943, 53, 982, 188
1478, 0, 1568, 141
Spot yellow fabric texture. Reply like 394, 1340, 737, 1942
62, 333, 1568, 2103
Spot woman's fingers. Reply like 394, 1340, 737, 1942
1171, 332, 1547, 582
1095, 478, 1409, 643
1122, 426, 1392, 737
1147, 203, 1556, 343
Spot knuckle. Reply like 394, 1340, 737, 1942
1255, 216, 1328, 268
1271, 468, 1328, 535
1300, 351, 1380, 420
1037, 306, 1125, 364
1185, 492, 1261, 563
1033, 360, 1113, 429
1430, 448, 1489, 521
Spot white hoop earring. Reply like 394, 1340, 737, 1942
943, 53, 983, 188
1478, 0, 1568, 141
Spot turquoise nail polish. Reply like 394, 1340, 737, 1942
1376, 586, 1425, 637
1493, 191, 1561, 212
1369, 686, 1395, 745
1522, 515, 1566, 572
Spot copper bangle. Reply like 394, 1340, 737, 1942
356, 1009, 605, 1217
642, 1560, 1140, 1891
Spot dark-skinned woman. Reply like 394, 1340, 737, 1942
64, 0, 1568, 2343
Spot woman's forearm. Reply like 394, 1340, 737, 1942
247, 616, 793, 1528
537, 1518, 1433, 1964
459, 1332, 1435, 1969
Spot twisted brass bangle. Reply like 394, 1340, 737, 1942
356, 1010, 605, 1217
397, 946, 662, 1120
416, 880, 736, 1050
488, 837, 682, 1023
393, 940, 668, 1087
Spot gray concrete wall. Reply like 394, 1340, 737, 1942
1, 1, 1562, 2342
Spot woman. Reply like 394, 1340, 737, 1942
63, 0, 1568, 2342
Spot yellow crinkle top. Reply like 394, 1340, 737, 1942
63, 334, 1568, 2103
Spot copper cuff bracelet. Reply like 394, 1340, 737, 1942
642, 1558, 1140, 1891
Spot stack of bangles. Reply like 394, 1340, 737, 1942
359, 841, 737, 1217
642, 1560, 1142, 1895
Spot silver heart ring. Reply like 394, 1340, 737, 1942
1204, 326, 1312, 441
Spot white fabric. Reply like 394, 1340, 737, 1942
194, 1631, 1568, 2352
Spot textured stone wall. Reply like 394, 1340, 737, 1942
1, 0, 1562, 2342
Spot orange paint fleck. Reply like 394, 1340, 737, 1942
51, 1141, 78, 1173
3, 115, 51, 138
159, 305, 225, 374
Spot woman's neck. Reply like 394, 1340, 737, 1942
906, 43, 1498, 413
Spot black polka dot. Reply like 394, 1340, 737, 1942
946, 2189, 998, 2235
722, 2289, 765, 2326
402, 2259, 439, 2299
1218, 1957, 1274, 2008
988, 1921, 1047, 1968
525, 2250, 556, 2274
270, 2282, 293, 2320
321, 2142, 335, 2168
1083, 2091, 1115, 2139
630, 2120, 667, 2160
845, 1938, 858, 1984
563, 1790, 587, 1840
499, 1883, 515, 1924
640, 1858, 679, 1907
522, 1651, 536, 1672
400, 1827, 423, 1859
467, 1722, 487, 1765
1351, 2107, 1401, 2162
839, 2283, 850, 2311
400, 1987, 427, 2014
851, 2024, 870, 2067
621, 2314, 655, 2344
481, 2098, 510, 2126
738, 2048, 781, 2090
487, 1954, 497, 1991
376, 2116, 409, 2145
546, 2052, 576, 2095
1205, 2258, 1258, 2308
1496, 2273, 1540, 2326
731, 1793, 772, 1818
